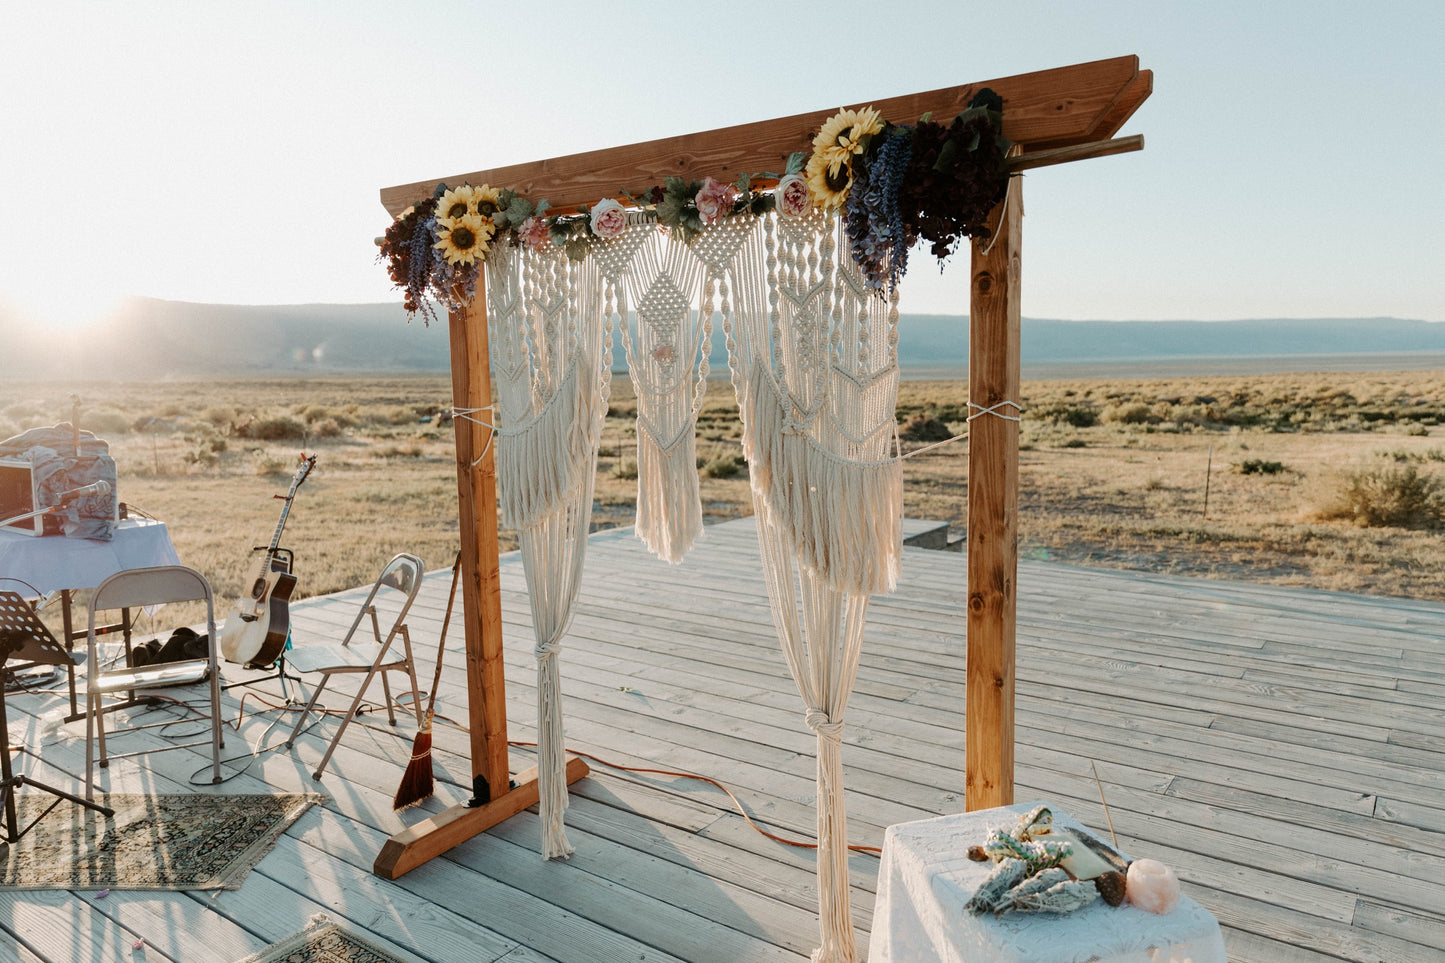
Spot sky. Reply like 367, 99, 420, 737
2, 0, 1442, 329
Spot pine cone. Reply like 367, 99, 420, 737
1095, 870, 1127, 907
967, 845, 989, 862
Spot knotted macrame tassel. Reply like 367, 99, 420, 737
809, 711, 857, 963
634, 421, 703, 563
535, 640, 572, 860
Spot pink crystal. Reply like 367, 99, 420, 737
1126, 858, 1180, 914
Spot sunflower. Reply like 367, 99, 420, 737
471, 184, 502, 218
434, 213, 494, 266
435, 184, 504, 221
805, 106, 884, 210
805, 150, 852, 209
436, 186, 478, 221
811, 106, 883, 171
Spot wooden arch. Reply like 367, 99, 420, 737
373, 55, 1151, 878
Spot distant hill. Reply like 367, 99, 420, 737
2, 297, 1443, 380
0, 297, 446, 380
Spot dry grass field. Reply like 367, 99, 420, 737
4, 368, 1444, 631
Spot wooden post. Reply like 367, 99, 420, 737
444, 283, 511, 804
965, 177, 1022, 811
374, 282, 589, 879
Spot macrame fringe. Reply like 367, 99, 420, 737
496, 366, 598, 531
737, 363, 902, 596
813, 730, 856, 963
634, 421, 704, 563
536, 642, 573, 860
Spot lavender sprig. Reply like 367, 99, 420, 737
408, 216, 441, 325
873, 128, 914, 291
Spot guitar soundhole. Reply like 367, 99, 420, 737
251, 578, 267, 599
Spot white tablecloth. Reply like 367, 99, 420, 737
0, 519, 181, 595
869, 802, 1227, 963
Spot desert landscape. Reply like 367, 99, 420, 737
4, 368, 1443, 619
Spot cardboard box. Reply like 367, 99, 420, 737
0, 456, 58, 536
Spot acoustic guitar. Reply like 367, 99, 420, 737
218, 454, 316, 668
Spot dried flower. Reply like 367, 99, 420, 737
695, 176, 739, 227
518, 216, 551, 252
895, 90, 1011, 262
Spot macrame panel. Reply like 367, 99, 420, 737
724, 209, 903, 963
487, 238, 609, 859
592, 213, 759, 563
726, 209, 903, 596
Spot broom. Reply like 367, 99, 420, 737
392, 552, 462, 811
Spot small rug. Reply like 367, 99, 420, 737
0, 792, 321, 891
237, 915, 423, 963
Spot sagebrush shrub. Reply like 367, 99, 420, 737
1237, 459, 1286, 475
1316, 464, 1445, 529
236, 416, 307, 441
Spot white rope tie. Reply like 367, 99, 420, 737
899, 431, 969, 460
805, 708, 845, 745
979, 175, 1015, 257
966, 400, 1022, 423
452, 405, 496, 467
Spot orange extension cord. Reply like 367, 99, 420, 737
226, 690, 881, 856
504, 738, 882, 856
129, 686, 881, 856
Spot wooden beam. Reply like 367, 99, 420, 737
374, 755, 591, 880
380, 56, 1150, 216
965, 174, 1023, 811
1010, 134, 1144, 173
444, 283, 510, 805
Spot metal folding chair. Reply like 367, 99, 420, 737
0, 590, 113, 837
283, 553, 425, 780
85, 565, 224, 799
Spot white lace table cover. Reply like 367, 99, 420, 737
868, 803, 1227, 963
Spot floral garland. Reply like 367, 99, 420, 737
380, 89, 1011, 319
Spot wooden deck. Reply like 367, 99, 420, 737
2, 515, 1443, 962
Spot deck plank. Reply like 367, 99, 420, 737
3, 516, 1445, 962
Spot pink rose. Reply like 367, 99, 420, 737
775, 173, 810, 217
590, 198, 627, 240
652, 344, 676, 363
695, 176, 740, 226
518, 216, 551, 251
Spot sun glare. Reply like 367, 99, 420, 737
4, 283, 125, 331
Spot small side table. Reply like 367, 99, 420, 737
0, 519, 182, 719
868, 802, 1227, 963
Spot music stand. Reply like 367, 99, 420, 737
0, 590, 113, 843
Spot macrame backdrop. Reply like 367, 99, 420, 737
724, 208, 904, 963
486, 238, 609, 859
485, 208, 901, 962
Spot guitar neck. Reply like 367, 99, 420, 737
266, 497, 294, 555
263, 457, 313, 558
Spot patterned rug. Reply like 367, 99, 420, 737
0, 792, 321, 890
237, 915, 423, 963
